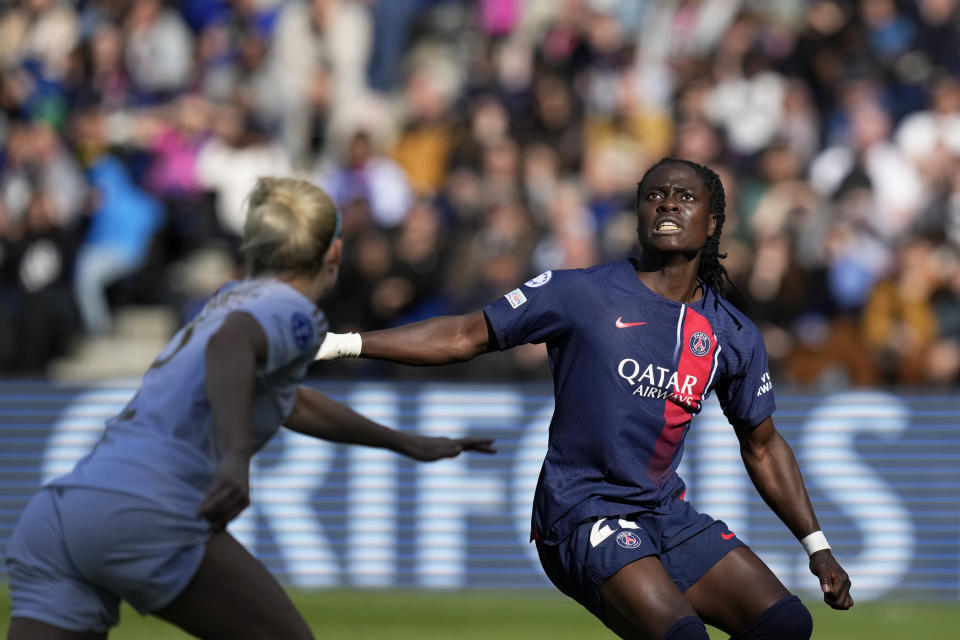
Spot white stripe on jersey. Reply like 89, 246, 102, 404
704, 342, 722, 399
673, 304, 687, 363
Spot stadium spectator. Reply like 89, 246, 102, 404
0, 178, 79, 372
913, 0, 960, 75
387, 198, 454, 323
194, 99, 292, 251
269, 0, 375, 168
1, 119, 86, 229
73, 153, 163, 334
122, 0, 194, 101
895, 72, 960, 182
862, 236, 941, 384
102, 93, 218, 260
70, 21, 131, 111
5, 177, 495, 639
391, 63, 458, 197
927, 244, 960, 385
316, 128, 413, 231
0, 0, 79, 83
315, 158, 852, 639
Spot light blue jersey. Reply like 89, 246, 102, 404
49, 277, 328, 513
8, 277, 329, 630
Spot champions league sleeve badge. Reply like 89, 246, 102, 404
290, 311, 316, 350
524, 271, 552, 288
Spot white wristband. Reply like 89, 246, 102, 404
800, 530, 831, 556
315, 332, 362, 360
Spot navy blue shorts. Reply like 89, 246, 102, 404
536, 500, 744, 622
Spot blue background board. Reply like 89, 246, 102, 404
0, 382, 958, 601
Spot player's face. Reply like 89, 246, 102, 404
636, 164, 717, 255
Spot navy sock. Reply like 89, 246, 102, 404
661, 615, 710, 639
731, 595, 813, 640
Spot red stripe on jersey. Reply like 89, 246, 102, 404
648, 307, 717, 480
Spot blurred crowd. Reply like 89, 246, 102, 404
1, 0, 960, 386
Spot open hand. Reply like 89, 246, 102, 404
809, 549, 853, 610
196, 453, 251, 531
403, 435, 497, 461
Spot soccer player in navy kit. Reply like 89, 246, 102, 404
317, 158, 853, 639
5, 178, 495, 640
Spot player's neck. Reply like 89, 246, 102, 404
278, 269, 336, 305
633, 256, 702, 304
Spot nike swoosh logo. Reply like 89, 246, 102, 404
616, 317, 647, 328
721, 532, 735, 541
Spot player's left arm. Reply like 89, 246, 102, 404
737, 417, 854, 610
285, 385, 496, 461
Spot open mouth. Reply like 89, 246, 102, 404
655, 219, 681, 232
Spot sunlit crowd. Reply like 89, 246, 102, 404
1, 0, 960, 386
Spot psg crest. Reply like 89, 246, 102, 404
689, 331, 711, 357
616, 531, 641, 549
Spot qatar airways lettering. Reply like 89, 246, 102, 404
617, 358, 700, 408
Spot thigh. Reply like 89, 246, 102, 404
599, 555, 698, 640
684, 546, 791, 635
154, 530, 314, 640
538, 516, 660, 623
6, 618, 106, 640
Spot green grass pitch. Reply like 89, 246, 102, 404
3, 589, 960, 638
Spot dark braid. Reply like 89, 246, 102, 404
636, 157, 736, 299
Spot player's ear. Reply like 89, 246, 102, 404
323, 237, 343, 268
708, 214, 718, 237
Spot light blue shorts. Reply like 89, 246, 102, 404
5, 486, 210, 633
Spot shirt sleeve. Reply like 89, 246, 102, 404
715, 324, 776, 430
482, 270, 570, 350
239, 291, 326, 374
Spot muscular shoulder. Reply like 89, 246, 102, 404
536, 262, 624, 287
513, 264, 622, 305
703, 293, 763, 351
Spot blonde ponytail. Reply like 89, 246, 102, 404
241, 177, 340, 276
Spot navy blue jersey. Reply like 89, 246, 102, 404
483, 260, 775, 544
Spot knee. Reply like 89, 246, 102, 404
662, 616, 710, 640
731, 595, 812, 640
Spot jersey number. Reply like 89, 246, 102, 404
149, 321, 197, 370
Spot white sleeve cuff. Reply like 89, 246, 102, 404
800, 530, 831, 556
315, 332, 362, 360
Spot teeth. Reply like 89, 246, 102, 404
657, 221, 680, 231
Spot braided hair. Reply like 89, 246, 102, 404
636, 157, 735, 299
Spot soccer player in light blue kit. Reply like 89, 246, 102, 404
316, 159, 854, 639
5, 177, 495, 640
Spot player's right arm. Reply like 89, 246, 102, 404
197, 311, 267, 529
318, 310, 497, 365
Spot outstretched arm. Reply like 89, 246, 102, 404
317, 310, 497, 365
738, 417, 853, 610
286, 385, 496, 460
